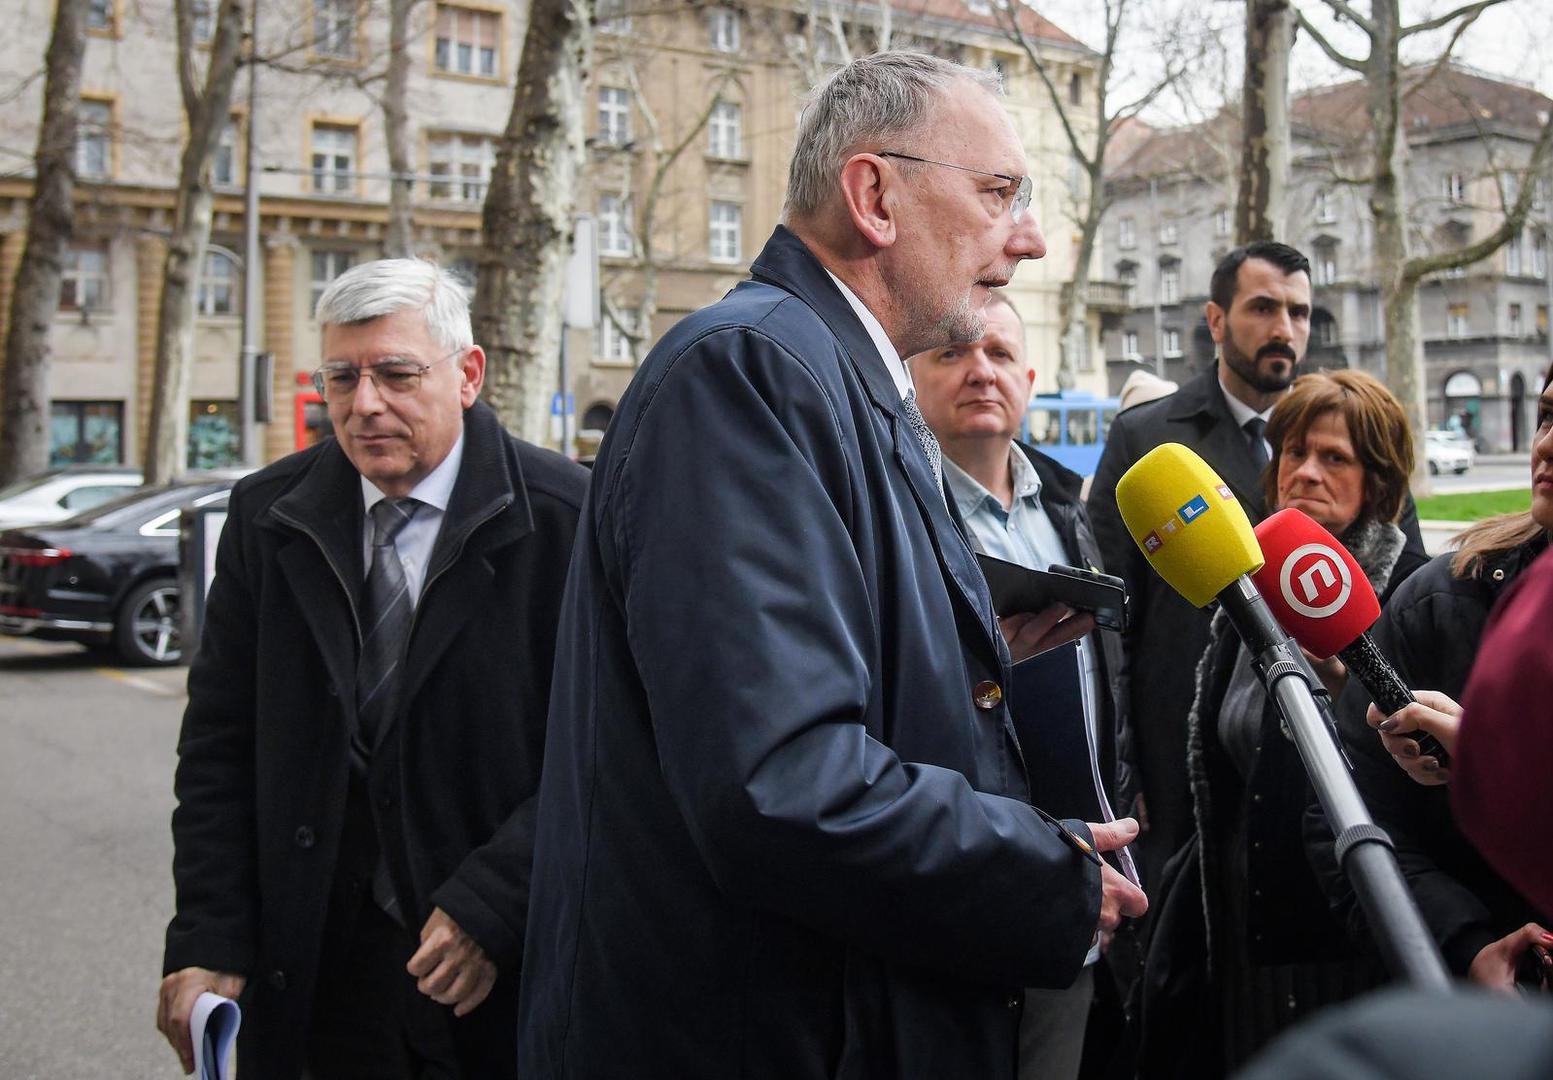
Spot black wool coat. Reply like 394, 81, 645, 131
163, 400, 587, 1080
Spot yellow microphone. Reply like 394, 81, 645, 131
1113, 443, 1264, 608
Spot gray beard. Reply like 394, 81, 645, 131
927, 292, 985, 354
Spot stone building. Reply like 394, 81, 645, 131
1100, 64, 1553, 453
0, 0, 1108, 468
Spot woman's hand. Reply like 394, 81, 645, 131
1366, 690, 1462, 786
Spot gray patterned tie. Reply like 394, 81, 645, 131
1243, 416, 1271, 473
901, 388, 944, 493
356, 497, 420, 759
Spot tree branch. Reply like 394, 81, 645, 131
1313, 0, 1376, 37
1401, 0, 1509, 38
1294, 7, 1366, 72
1402, 5, 1487, 99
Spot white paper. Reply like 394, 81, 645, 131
190, 992, 240, 1080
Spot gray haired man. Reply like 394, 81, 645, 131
157, 259, 587, 1079
518, 52, 1146, 1078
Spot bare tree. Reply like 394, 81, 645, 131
0, 0, 88, 485
993, 0, 1188, 389
471, 0, 592, 443
142, 0, 249, 483
1238, 0, 1296, 241
382, 0, 423, 257
1295, 0, 1552, 480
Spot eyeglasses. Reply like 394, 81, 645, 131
311, 348, 465, 401
878, 151, 1033, 223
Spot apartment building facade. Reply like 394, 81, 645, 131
0, 0, 1108, 469
1100, 65, 1553, 453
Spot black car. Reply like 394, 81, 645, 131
0, 475, 240, 666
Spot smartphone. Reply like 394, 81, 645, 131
976, 554, 1129, 633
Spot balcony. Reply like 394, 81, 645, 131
1087, 279, 1134, 313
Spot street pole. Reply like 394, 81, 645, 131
239, 2, 262, 466
1150, 176, 1165, 378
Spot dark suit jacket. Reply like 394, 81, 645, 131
1086, 367, 1425, 887
518, 226, 1104, 1079
163, 401, 587, 1080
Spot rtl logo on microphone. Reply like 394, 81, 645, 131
1141, 484, 1235, 555
1278, 543, 1352, 619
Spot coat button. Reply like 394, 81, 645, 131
973, 680, 1003, 710
1491, 568, 1506, 582
1006, 993, 1022, 1009
294, 826, 315, 849
268, 969, 288, 991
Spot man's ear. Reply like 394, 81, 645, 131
838, 153, 896, 249
1204, 300, 1227, 345
459, 346, 486, 407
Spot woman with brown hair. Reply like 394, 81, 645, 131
1142, 370, 1427, 1078
1309, 365, 1553, 993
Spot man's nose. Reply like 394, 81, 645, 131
1007, 213, 1046, 261
351, 372, 387, 415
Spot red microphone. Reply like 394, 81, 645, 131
1250, 508, 1448, 764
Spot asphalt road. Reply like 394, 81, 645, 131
0, 638, 188, 1079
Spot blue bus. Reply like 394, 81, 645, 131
1020, 390, 1120, 477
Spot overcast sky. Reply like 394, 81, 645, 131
1036, 0, 1552, 127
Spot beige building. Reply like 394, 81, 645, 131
0, 0, 1106, 468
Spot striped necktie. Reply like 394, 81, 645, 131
356, 497, 420, 760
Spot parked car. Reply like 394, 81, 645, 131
0, 466, 144, 529
1425, 430, 1474, 475
0, 474, 241, 665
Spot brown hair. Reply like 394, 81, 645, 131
1262, 369, 1414, 524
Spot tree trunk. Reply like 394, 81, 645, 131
472, 0, 590, 445
383, 0, 416, 258
143, 0, 248, 483
1238, 0, 1294, 242
0, 0, 88, 485
1058, 180, 1105, 391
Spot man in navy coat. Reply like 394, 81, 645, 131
519, 52, 1147, 1079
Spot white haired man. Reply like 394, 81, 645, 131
156, 259, 587, 1079
519, 52, 1147, 1078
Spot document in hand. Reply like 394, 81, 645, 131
190, 992, 240, 1080
1008, 641, 1139, 887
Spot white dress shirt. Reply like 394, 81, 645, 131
824, 269, 914, 399
359, 431, 464, 608
1218, 374, 1274, 459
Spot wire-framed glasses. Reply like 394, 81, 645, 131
878, 150, 1033, 222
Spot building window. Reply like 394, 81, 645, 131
1507, 233, 1524, 276
1315, 188, 1336, 223
1162, 328, 1181, 357
310, 249, 356, 314
1534, 231, 1548, 279
188, 401, 240, 469
77, 99, 113, 180
1447, 303, 1470, 338
86, 0, 115, 33
1535, 179, 1548, 211
597, 193, 634, 257
708, 101, 742, 159
50, 401, 123, 466
197, 250, 240, 316
192, 0, 214, 43
597, 0, 631, 34
1121, 330, 1139, 359
435, 4, 500, 77
213, 117, 240, 187
1159, 265, 1180, 304
60, 245, 109, 311
709, 201, 742, 263
597, 87, 631, 147
1538, 304, 1550, 338
427, 132, 495, 201
1068, 72, 1082, 106
1214, 208, 1231, 237
310, 122, 357, 193
708, 7, 739, 52
1118, 216, 1135, 250
1510, 303, 1524, 337
1313, 310, 1338, 346
1314, 247, 1338, 285
1118, 265, 1137, 304
1442, 172, 1465, 203
312, 0, 358, 60
1158, 221, 1178, 246
597, 313, 634, 364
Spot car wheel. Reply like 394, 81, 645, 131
1428, 461, 1439, 475
114, 577, 181, 666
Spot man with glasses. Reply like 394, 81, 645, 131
158, 259, 587, 1080
520, 52, 1146, 1078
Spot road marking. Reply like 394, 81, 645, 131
93, 666, 183, 698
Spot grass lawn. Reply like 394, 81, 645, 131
1413, 488, 1531, 521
